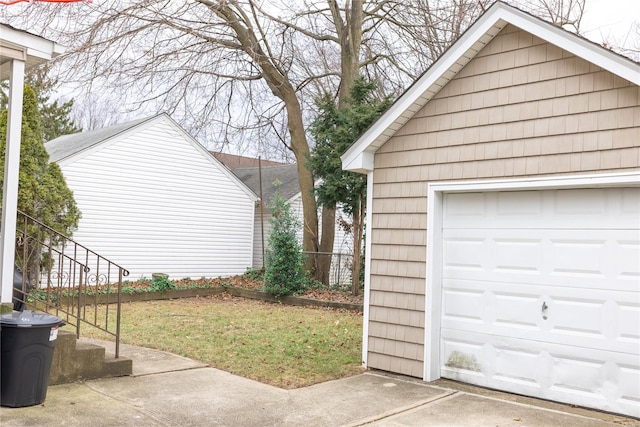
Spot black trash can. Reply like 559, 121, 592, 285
0, 310, 64, 407
12, 264, 31, 311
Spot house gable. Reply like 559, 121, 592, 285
48, 114, 257, 202
342, 1, 639, 174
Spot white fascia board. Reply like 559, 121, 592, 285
342, 5, 509, 172
162, 115, 260, 202
24, 42, 66, 61
342, 1, 640, 173
341, 151, 374, 174
1, 26, 65, 60
496, 6, 640, 85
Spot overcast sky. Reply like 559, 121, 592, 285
580, 0, 639, 50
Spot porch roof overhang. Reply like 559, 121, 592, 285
1, 24, 66, 79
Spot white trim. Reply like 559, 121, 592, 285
162, 116, 259, 202
342, 6, 508, 171
361, 171, 374, 368
341, 1, 640, 173
0, 58, 25, 304
342, 151, 374, 175
0, 25, 65, 81
424, 188, 443, 381
423, 171, 640, 381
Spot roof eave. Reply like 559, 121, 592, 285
0, 24, 65, 80
341, 1, 640, 173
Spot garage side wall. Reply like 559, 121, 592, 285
367, 24, 640, 377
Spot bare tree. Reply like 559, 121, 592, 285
5, 0, 582, 284
509, 0, 586, 32
71, 93, 131, 131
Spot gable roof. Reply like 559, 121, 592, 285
46, 113, 258, 201
233, 164, 301, 203
341, 1, 640, 174
211, 152, 286, 169
46, 116, 151, 163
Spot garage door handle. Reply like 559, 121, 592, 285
542, 301, 548, 320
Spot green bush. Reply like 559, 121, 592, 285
149, 275, 176, 293
244, 267, 264, 280
263, 192, 307, 297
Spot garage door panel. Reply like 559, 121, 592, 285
442, 278, 639, 353
443, 229, 639, 292
441, 329, 640, 417
444, 188, 640, 229
618, 301, 640, 345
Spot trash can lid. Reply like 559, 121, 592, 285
0, 310, 62, 328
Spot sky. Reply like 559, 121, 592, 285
579, 0, 639, 51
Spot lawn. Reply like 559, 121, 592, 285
82, 293, 364, 389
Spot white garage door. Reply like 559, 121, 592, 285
440, 187, 640, 418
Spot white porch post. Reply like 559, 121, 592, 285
0, 58, 25, 310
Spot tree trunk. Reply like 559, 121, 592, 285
351, 196, 364, 296
212, 0, 321, 277
317, 204, 336, 285
315, 0, 364, 284
335, 0, 363, 107
285, 98, 319, 275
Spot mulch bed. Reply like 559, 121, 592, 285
129, 275, 365, 306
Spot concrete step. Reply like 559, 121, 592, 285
49, 330, 132, 385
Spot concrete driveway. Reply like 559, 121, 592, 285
1, 341, 638, 427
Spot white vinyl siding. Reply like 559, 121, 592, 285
57, 117, 255, 280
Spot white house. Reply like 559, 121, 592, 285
46, 114, 257, 280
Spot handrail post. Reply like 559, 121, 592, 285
116, 268, 123, 359
77, 265, 83, 339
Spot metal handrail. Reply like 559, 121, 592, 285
10, 210, 129, 357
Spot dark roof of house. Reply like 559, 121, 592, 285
46, 116, 154, 162
233, 164, 301, 202
210, 152, 286, 169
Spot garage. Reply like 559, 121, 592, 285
340, 1, 640, 419
426, 180, 640, 417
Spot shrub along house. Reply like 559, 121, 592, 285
46, 114, 257, 280
342, 1, 639, 418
